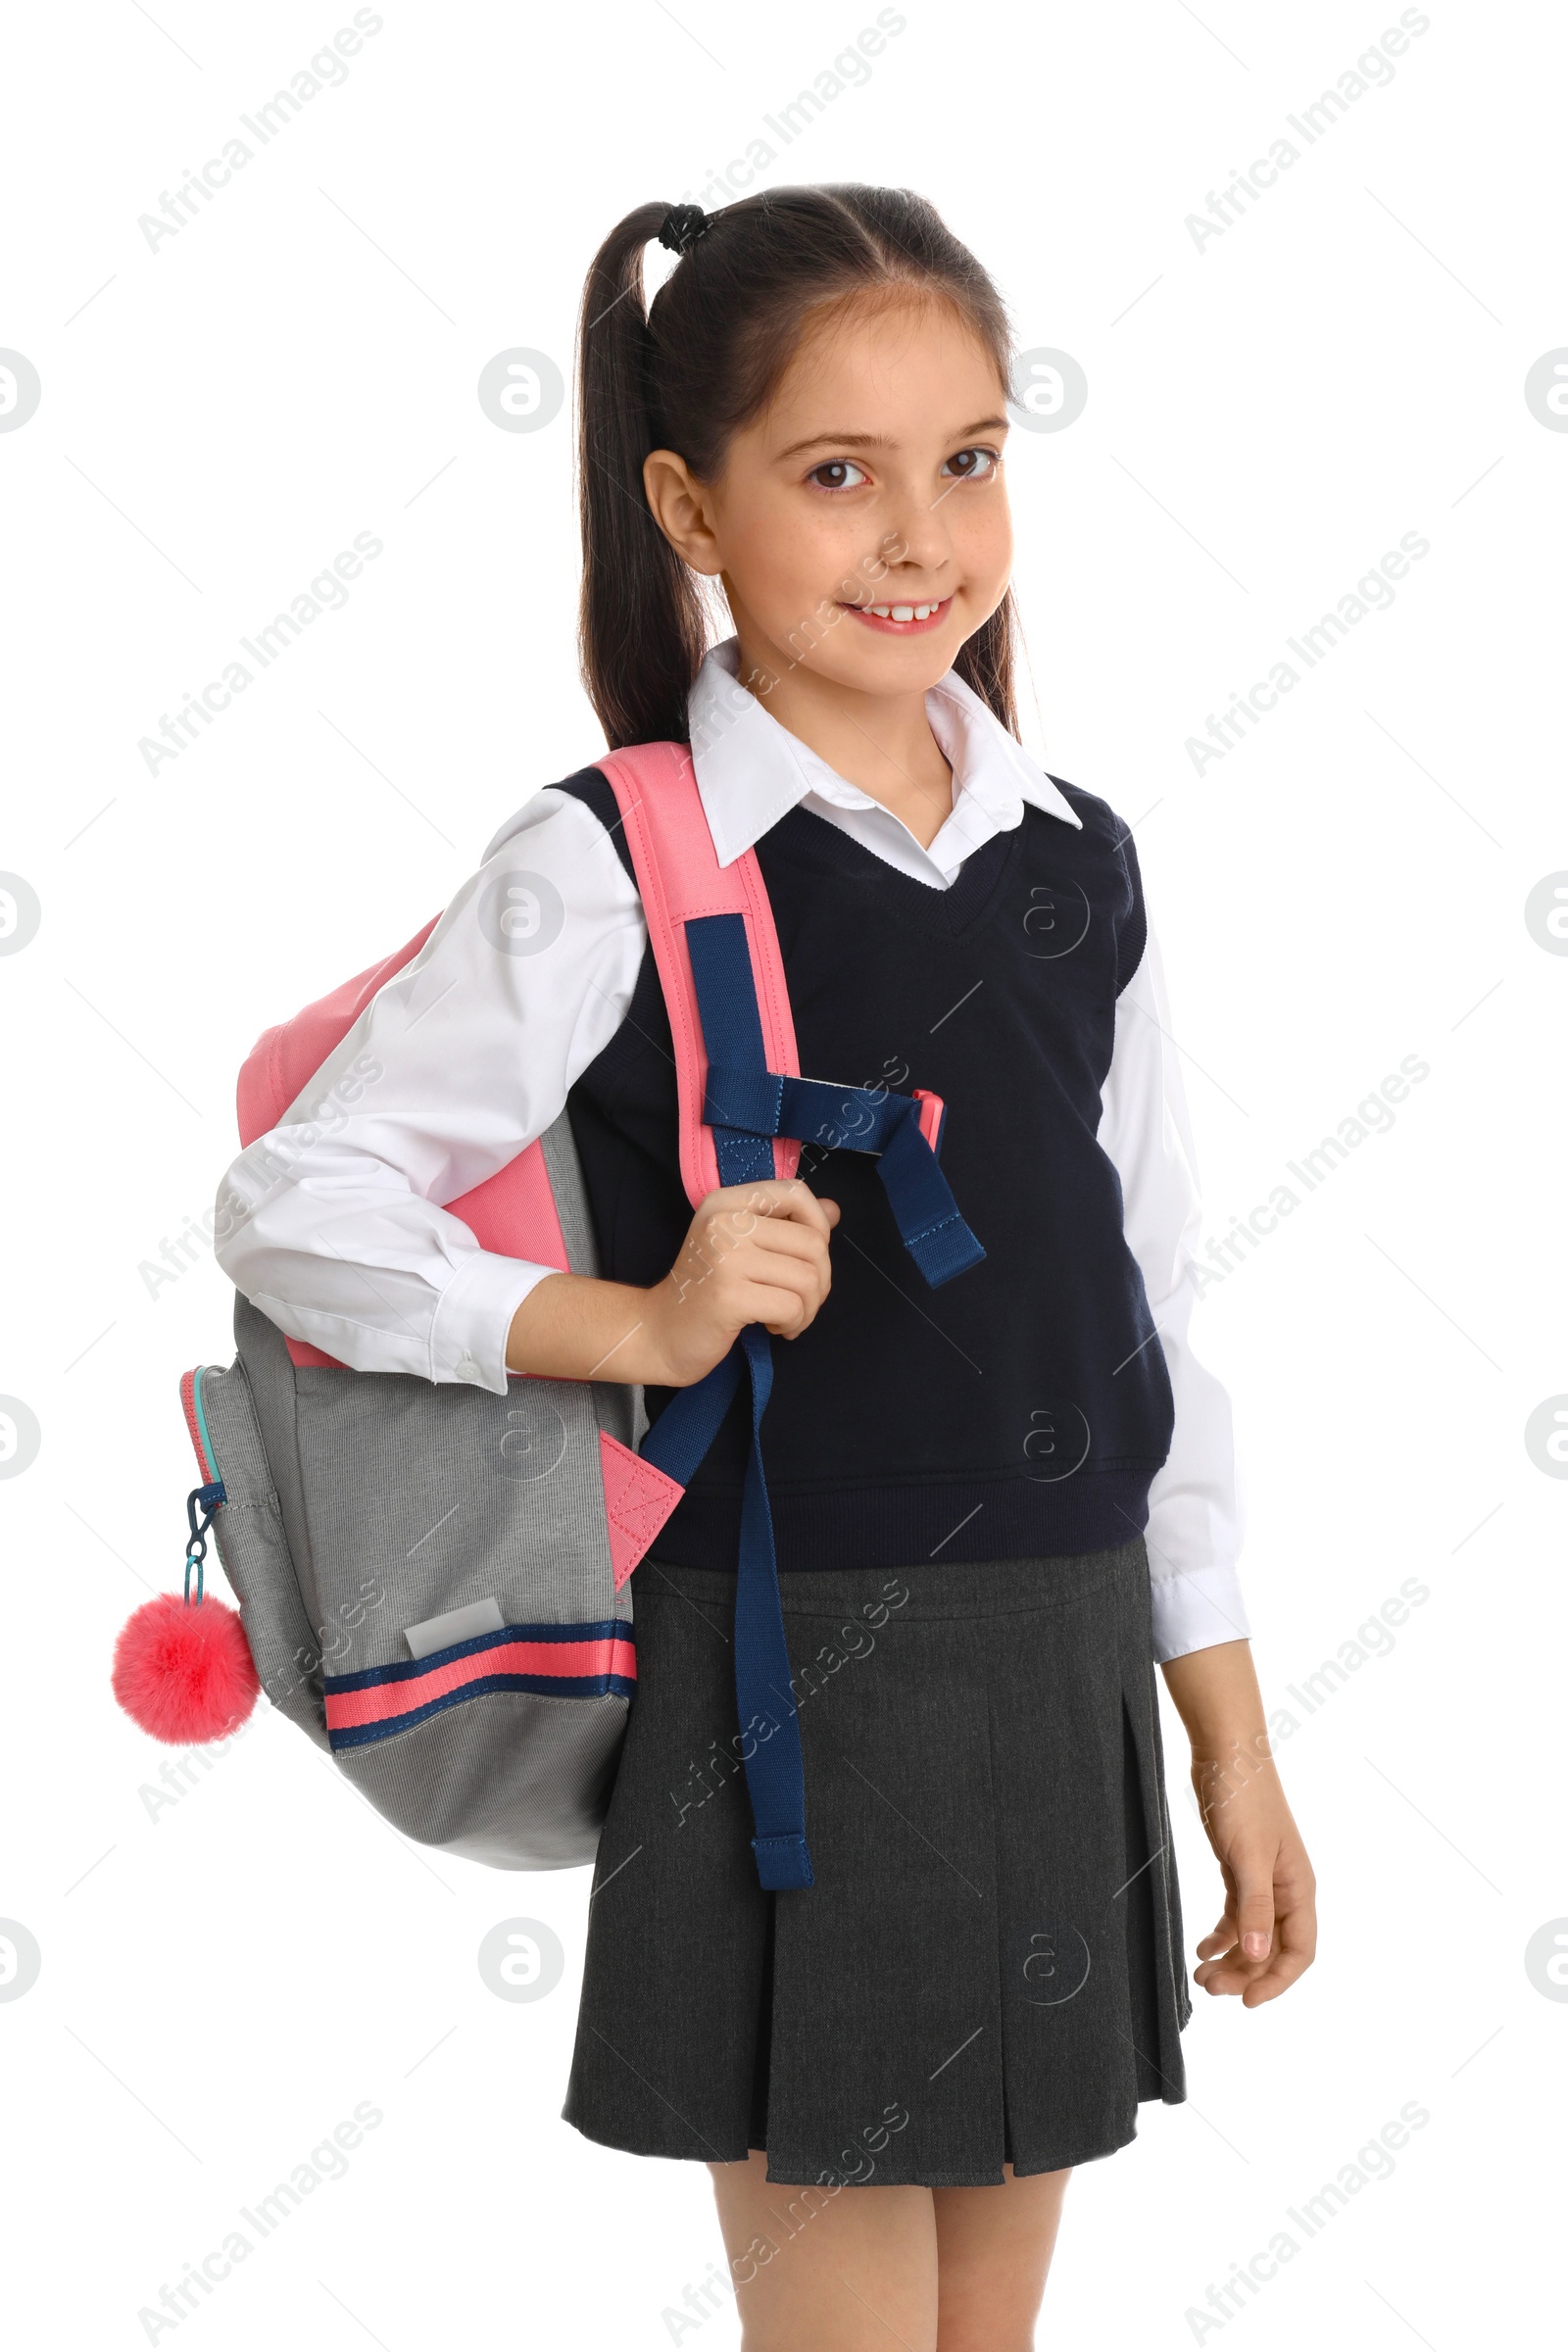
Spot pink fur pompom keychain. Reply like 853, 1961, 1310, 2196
111, 1468, 260, 1744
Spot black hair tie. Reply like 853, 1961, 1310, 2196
658, 204, 710, 257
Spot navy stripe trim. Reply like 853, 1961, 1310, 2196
327, 1670, 638, 1750
322, 1617, 635, 1694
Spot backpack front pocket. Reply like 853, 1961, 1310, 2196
322, 1620, 636, 1868
229, 1294, 641, 1866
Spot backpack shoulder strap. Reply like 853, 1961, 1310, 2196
595, 740, 800, 1207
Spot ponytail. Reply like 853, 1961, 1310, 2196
575, 184, 1019, 752
575, 204, 709, 751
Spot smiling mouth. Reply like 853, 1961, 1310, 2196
840, 596, 954, 634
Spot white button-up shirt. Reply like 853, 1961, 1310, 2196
215, 638, 1250, 1662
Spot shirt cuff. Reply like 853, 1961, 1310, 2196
427, 1250, 561, 1393
1149, 1564, 1252, 1664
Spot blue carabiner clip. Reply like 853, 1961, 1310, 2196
183, 1479, 226, 1605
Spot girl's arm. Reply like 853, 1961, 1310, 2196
504, 1181, 839, 1385
1161, 1640, 1317, 2006
214, 784, 839, 1395
1099, 908, 1250, 1660
1102, 895, 1317, 2003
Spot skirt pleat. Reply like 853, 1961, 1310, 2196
562, 1540, 1191, 2187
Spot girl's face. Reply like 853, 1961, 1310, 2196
646, 296, 1013, 700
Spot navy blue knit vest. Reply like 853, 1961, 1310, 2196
555, 765, 1175, 1572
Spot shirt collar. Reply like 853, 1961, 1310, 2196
685, 635, 1082, 868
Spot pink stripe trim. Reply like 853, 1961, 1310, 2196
323, 1635, 638, 1732
179, 1368, 217, 1482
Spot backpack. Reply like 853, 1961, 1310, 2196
115, 742, 985, 1886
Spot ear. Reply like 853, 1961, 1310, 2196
642, 448, 723, 576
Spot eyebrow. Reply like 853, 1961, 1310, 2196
773, 416, 1010, 462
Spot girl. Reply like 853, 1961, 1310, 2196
217, 185, 1316, 2351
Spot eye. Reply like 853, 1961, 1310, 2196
807, 459, 869, 492
941, 446, 1001, 482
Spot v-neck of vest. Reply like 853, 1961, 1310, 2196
760, 804, 1025, 937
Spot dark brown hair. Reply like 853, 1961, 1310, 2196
575, 183, 1019, 751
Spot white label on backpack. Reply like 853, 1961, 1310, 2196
404, 1595, 506, 1659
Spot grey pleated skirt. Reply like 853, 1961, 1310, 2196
563, 1539, 1192, 2187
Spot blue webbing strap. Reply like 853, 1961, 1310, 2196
637, 1347, 741, 1486
640, 910, 985, 1894
684, 915, 779, 1190
733, 1324, 811, 1886
674, 917, 817, 1885
701, 1066, 986, 1289
639, 1334, 810, 1891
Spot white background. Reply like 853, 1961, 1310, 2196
1, 1, 1563, 2344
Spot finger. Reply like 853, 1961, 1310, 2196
760, 1189, 840, 1242
1196, 1899, 1314, 2000
728, 1243, 832, 1323
1193, 1939, 1240, 1990
738, 1218, 833, 1267
741, 1281, 818, 1336
1242, 1896, 1318, 2007
1193, 1901, 1259, 1996
1194, 1948, 1260, 1998
712, 1181, 835, 1236
1194, 1914, 1272, 1995
1195, 1909, 1239, 1962
730, 1247, 825, 1313
681, 1218, 824, 1288
1231, 1857, 1279, 1967
1194, 1861, 1241, 1960
730, 1249, 821, 1302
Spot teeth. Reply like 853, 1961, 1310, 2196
863, 601, 940, 620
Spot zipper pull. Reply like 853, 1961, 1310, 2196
184, 1479, 226, 1604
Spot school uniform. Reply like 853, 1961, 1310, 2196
216, 637, 1250, 2187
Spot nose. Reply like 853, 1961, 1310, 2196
873, 496, 955, 592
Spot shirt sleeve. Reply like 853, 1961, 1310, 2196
212, 787, 647, 1394
1100, 910, 1251, 1662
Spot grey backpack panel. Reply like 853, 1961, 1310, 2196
335, 1689, 627, 1869
194, 1109, 644, 1866
286, 1350, 630, 1674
